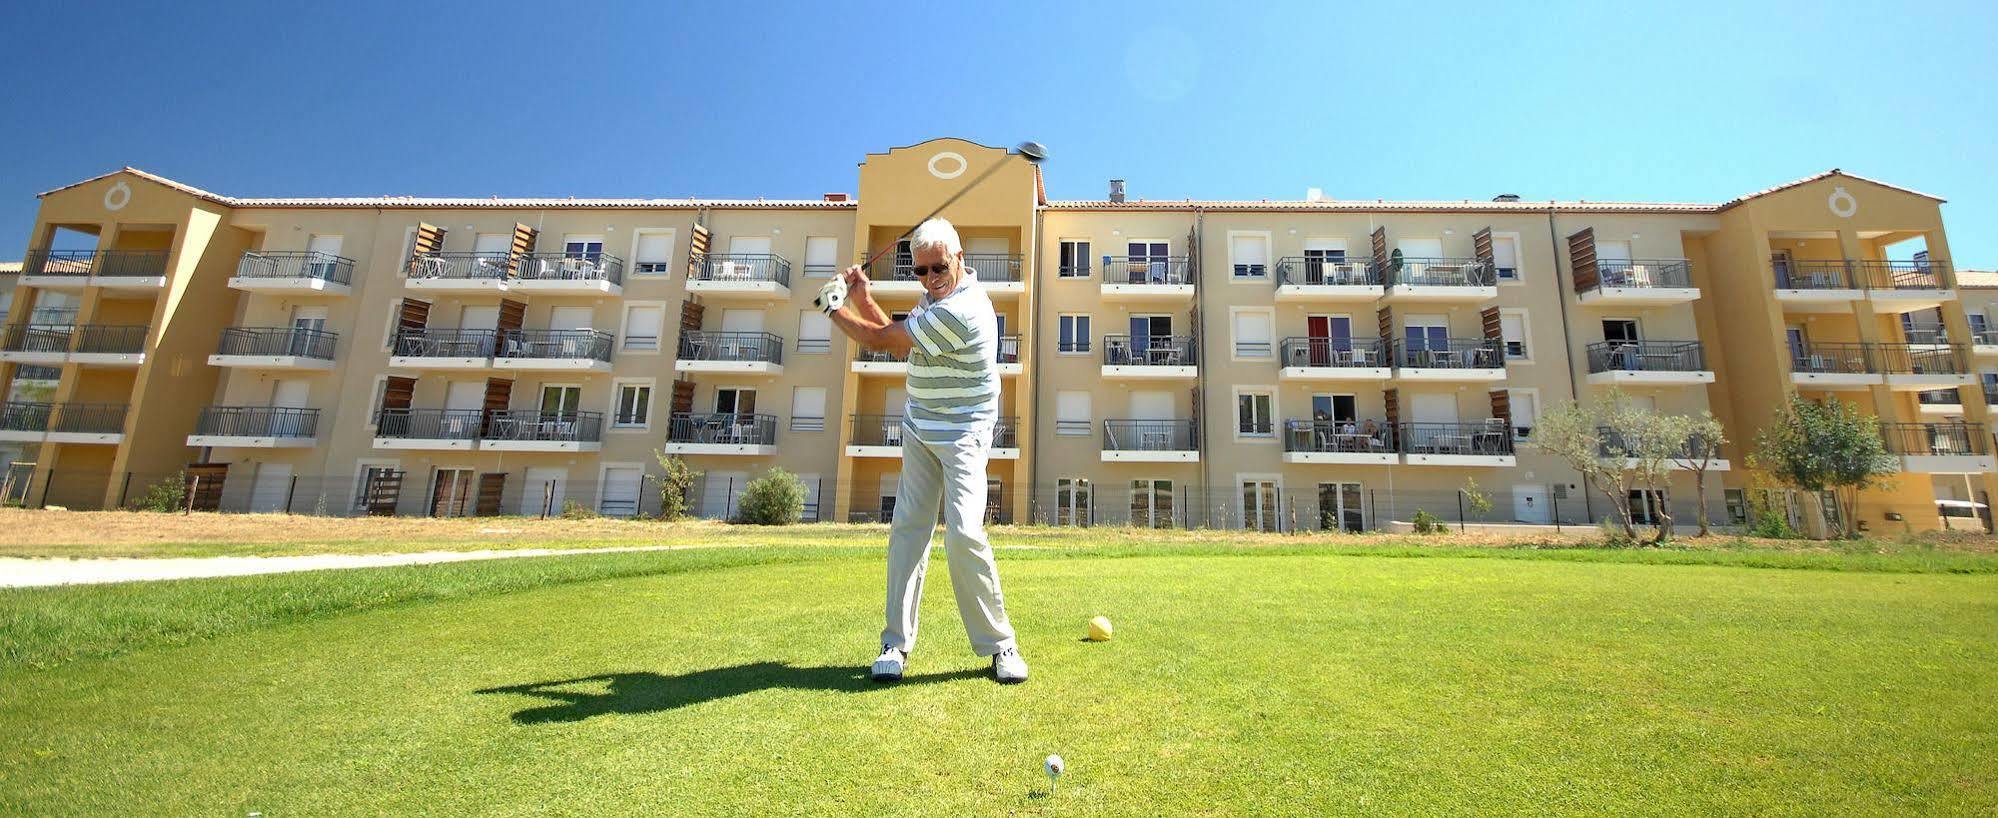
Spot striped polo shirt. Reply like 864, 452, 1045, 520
902, 271, 1001, 443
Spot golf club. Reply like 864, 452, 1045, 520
858, 141, 1048, 272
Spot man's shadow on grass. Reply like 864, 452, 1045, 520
476, 662, 985, 724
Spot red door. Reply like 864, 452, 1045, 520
1306, 316, 1332, 366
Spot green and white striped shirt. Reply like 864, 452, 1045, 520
902, 272, 1001, 443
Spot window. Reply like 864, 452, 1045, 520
1130, 479, 1174, 528
804, 236, 838, 278
633, 231, 674, 276
1510, 390, 1539, 440
613, 382, 653, 429
1058, 240, 1091, 278
1724, 488, 1748, 525
1059, 314, 1091, 353
1230, 233, 1269, 278
1055, 391, 1091, 436
564, 236, 605, 260
541, 385, 582, 415
791, 386, 827, 432
1310, 394, 1357, 424
1628, 489, 1667, 526
1500, 310, 1529, 360
1968, 312, 1989, 335
1241, 479, 1279, 531
798, 310, 832, 354
1056, 478, 1092, 526
716, 387, 755, 415
1602, 319, 1641, 344
1236, 391, 1274, 437
1319, 482, 1364, 532
1302, 241, 1349, 285
1491, 235, 1520, 280
1233, 309, 1273, 358
622, 305, 664, 351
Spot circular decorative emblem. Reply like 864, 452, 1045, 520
103, 181, 132, 212
1827, 186, 1857, 219
927, 151, 967, 180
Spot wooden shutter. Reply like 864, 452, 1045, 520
1473, 227, 1494, 264
679, 299, 706, 333
364, 470, 404, 516
670, 378, 696, 415
1489, 389, 1512, 426
1481, 306, 1503, 342
184, 464, 227, 512
688, 223, 712, 278
1377, 306, 1395, 361
476, 473, 508, 516
1567, 227, 1598, 293
484, 378, 513, 414
1370, 226, 1388, 276
1382, 388, 1400, 450
409, 223, 447, 274
398, 298, 431, 331
381, 376, 416, 412
508, 223, 538, 277
497, 300, 527, 334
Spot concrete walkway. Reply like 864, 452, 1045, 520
0, 544, 701, 588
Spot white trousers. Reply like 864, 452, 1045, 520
880, 427, 1017, 657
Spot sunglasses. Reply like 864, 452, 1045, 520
908, 262, 954, 278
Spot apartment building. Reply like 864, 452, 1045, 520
3, 139, 1991, 532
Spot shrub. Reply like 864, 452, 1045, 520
736, 468, 805, 526
651, 452, 701, 521
1749, 507, 1802, 540
1411, 509, 1445, 534
136, 472, 187, 513
1598, 518, 1640, 549
560, 499, 596, 520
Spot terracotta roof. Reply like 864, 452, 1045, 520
1043, 199, 1714, 214
39, 168, 855, 210
38, 167, 235, 206
0, 262, 20, 274
1956, 269, 1998, 288
1715, 168, 1945, 209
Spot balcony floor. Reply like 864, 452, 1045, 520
845, 445, 902, 458
1282, 451, 1398, 465
1100, 283, 1195, 301
373, 437, 476, 451
1102, 365, 1197, 380
228, 277, 352, 296
490, 358, 613, 374
1401, 453, 1516, 467
1576, 287, 1701, 307
684, 281, 790, 299
481, 440, 602, 453
1274, 284, 1384, 302
1901, 454, 1996, 474
1397, 368, 1506, 383
1586, 370, 1716, 386
677, 360, 784, 375
1101, 450, 1199, 463
185, 434, 316, 449
207, 354, 338, 372
1791, 372, 1882, 390
1383, 285, 1497, 303
387, 356, 492, 370
1279, 366, 1393, 382
507, 280, 622, 296
1885, 374, 1975, 391
661, 441, 779, 456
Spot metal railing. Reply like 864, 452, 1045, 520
24, 249, 170, 278
1275, 257, 1380, 287
483, 410, 604, 443
1384, 257, 1495, 287
2, 324, 74, 354
373, 408, 484, 441
1103, 419, 1198, 451
1397, 421, 1515, 456
498, 329, 615, 362
848, 414, 907, 447
195, 406, 319, 439
1852, 259, 1950, 290
667, 412, 778, 445
236, 251, 356, 285
1103, 334, 1198, 366
93, 250, 171, 278
1588, 259, 1692, 290
1393, 338, 1504, 369
393, 328, 497, 358
1771, 258, 1853, 290
407, 252, 513, 281
1584, 341, 1707, 373
695, 254, 792, 286
1902, 322, 1948, 345
1880, 422, 1988, 456
1789, 342, 1872, 374
1916, 389, 1962, 406
1283, 419, 1394, 453
965, 254, 1023, 283
1974, 328, 1998, 346
993, 417, 1018, 448
73, 325, 148, 355
216, 327, 338, 360
1279, 337, 1390, 369
0, 402, 54, 433
1597, 427, 1723, 461
514, 252, 625, 285
50, 402, 129, 435
1792, 343, 1965, 375
21, 249, 95, 277
678, 331, 784, 364
1101, 256, 1193, 286
856, 347, 908, 364
998, 335, 1021, 364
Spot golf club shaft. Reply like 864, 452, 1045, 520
860, 155, 1018, 270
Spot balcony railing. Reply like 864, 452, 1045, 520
484, 410, 604, 443
1790, 342, 1872, 374
1916, 389, 1962, 406
407, 252, 512, 281
0, 401, 55, 433
1393, 338, 1503, 369
667, 412, 778, 446
1103, 419, 1198, 451
374, 408, 483, 441
217, 327, 338, 360
1584, 341, 1707, 373
21, 249, 94, 277
393, 328, 497, 358
1881, 422, 1988, 456
236, 251, 356, 285
1398, 421, 1514, 456
1101, 256, 1193, 286
514, 252, 625, 285
2, 324, 74, 354
857, 347, 908, 364
48, 402, 129, 434
1276, 257, 1379, 287
2, 324, 148, 356
998, 335, 1021, 364
1902, 322, 1948, 346
849, 414, 906, 447
498, 329, 614, 362
678, 331, 784, 364
1771, 258, 1852, 290
966, 254, 1023, 283
1597, 427, 1723, 460
1876, 343, 1967, 375
993, 417, 1018, 448
23, 249, 169, 278
1103, 334, 1198, 366
1283, 419, 1394, 453
73, 325, 148, 355
1587, 259, 1692, 290
1792, 343, 1966, 375
1974, 328, 1998, 346
695, 254, 792, 286
195, 406, 319, 439
1385, 258, 1495, 287
1773, 258, 1953, 291
1279, 337, 1390, 368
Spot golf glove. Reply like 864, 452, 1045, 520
815, 275, 848, 314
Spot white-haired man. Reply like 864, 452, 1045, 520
817, 218, 1026, 684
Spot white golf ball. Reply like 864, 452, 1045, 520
1045, 754, 1065, 778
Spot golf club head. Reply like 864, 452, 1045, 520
1016, 141, 1049, 164
814, 275, 848, 314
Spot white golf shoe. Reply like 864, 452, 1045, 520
991, 646, 1029, 684
871, 645, 907, 682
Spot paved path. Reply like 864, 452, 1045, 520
0, 544, 702, 588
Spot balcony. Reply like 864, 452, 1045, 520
1597, 428, 1731, 471
1102, 335, 1197, 380
1393, 338, 1504, 382
661, 412, 779, 456
480, 410, 604, 452
1278, 338, 1392, 381
871, 254, 1024, 297
991, 417, 1020, 459
1584, 341, 1714, 385
1902, 322, 1949, 347
1773, 258, 1955, 311
1576, 259, 1698, 306
186, 406, 319, 448
493, 329, 614, 373
21, 249, 169, 291
1100, 256, 1194, 300
372, 408, 482, 450
1882, 422, 1993, 473
1101, 419, 1199, 463
1274, 257, 1383, 301
997, 335, 1022, 376
688, 254, 792, 299
1382, 258, 1497, 302
0, 324, 74, 365
676, 331, 785, 375
1974, 327, 1998, 357
1917, 389, 1964, 415
0, 401, 128, 445
208, 327, 338, 371
1789, 342, 1971, 390
389, 328, 496, 369
231, 251, 355, 295
851, 347, 908, 375
1398, 421, 1516, 467
405, 252, 514, 292
509, 253, 624, 295
0, 323, 148, 367
1281, 419, 1397, 464
845, 414, 907, 457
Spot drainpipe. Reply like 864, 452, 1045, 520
1193, 207, 1212, 528
1545, 208, 1582, 404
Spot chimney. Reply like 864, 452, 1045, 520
822, 192, 849, 202
1109, 179, 1126, 203
1492, 193, 1521, 202
1306, 187, 1326, 203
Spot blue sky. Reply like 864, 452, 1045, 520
5, 0, 1996, 262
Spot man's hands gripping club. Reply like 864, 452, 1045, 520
822, 265, 914, 357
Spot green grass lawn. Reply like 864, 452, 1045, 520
4, 546, 1997, 814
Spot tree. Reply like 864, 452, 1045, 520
1750, 396, 1898, 539
650, 451, 701, 521
1599, 395, 1685, 545
1666, 411, 1729, 537
1536, 392, 1639, 540
736, 468, 806, 526
1461, 477, 1493, 521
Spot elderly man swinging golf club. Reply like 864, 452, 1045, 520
816, 218, 1026, 684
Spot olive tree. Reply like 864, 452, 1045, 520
1749, 396, 1898, 539
1666, 411, 1729, 537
